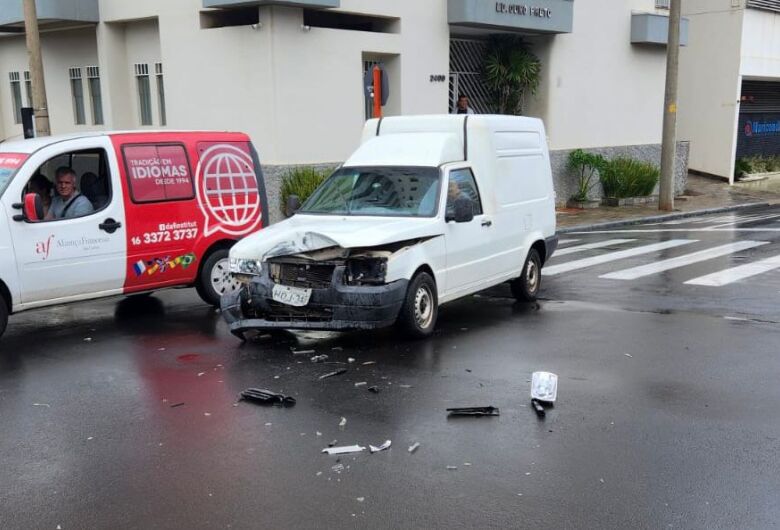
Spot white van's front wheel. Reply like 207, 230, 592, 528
397, 272, 438, 338
511, 248, 542, 302
196, 249, 240, 307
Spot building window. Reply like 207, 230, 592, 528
23, 71, 32, 107
86, 66, 104, 125
155, 63, 166, 126
69, 67, 86, 125
134, 63, 153, 126
9, 72, 22, 124
655, 0, 670, 8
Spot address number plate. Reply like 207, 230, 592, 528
271, 284, 312, 307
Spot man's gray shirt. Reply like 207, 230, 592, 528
49, 193, 95, 219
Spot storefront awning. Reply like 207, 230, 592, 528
202, 0, 338, 8
0, 0, 99, 33
448, 0, 574, 35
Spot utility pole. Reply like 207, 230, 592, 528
23, 0, 50, 137
659, 0, 682, 211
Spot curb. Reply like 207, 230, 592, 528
557, 201, 773, 233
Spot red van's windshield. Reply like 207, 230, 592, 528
0, 153, 28, 198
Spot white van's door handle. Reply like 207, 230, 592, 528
481, 219, 492, 227
99, 218, 122, 234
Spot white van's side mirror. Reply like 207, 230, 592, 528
22, 193, 44, 222
447, 197, 474, 223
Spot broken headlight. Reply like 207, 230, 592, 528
345, 258, 387, 286
229, 258, 263, 276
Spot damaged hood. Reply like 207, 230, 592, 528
231, 214, 444, 260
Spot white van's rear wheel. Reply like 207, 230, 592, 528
397, 272, 438, 338
196, 249, 239, 307
0, 297, 8, 339
511, 248, 542, 302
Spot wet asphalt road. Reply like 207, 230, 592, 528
1, 207, 780, 529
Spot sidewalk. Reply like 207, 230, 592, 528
557, 173, 780, 232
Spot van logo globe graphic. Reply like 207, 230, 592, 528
196, 144, 262, 237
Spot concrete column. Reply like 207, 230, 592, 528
96, 21, 133, 130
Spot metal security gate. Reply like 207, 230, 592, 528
449, 39, 494, 114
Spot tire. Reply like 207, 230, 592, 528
0, 297, 7, 339
397, 272, 438, 338
511, 248, 542, 302
196, 248, 240, 307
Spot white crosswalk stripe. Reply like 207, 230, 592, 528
557, 239, 581, 246
599, 241, 769, 280
685, 253, 780, 286
554, 239, 636, 257
543, 239, 696, 276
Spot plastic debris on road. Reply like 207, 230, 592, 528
239, 388, 296, 406
339, 417, 347, 428
348, 357, 356, 363
319, 368, 348, 380
446, 406, 500, 417
322, 445, 366, 455
531, 399, 546, 418
531, 372, 558, 402
367, 386, 380, 393
446, 466, 458, 470
292, 349, 316, 355
311, 355, 329, 363
408, 442, 420, 453
369, 440, 391, 453
354, 382, 367, 387
362, 361, 376, 366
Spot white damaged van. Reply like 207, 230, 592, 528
222, 115, 558, 339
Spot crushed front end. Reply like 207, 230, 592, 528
221, 249, 408, 338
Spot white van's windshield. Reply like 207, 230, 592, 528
300, 166, 440, 217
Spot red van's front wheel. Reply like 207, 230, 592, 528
196, 249, 240, 307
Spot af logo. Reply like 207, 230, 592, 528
35, 235, 55, 261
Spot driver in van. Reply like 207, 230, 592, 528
46, 167, 94, 220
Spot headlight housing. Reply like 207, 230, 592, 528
345, 257, 387, 286
229, 257, 263, 276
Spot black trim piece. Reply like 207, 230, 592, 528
376, 117, 384, 136
462, 115, 469, 162
248, 143, 271, 231
544, 235, 559, 262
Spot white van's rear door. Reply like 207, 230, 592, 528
3, 137, 127, 307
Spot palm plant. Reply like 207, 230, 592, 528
483, 35, 541, 115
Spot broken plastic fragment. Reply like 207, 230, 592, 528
367, 386, 380, 393
322, 445, 366, 455
293, 349, 316, 355
369, 440, 392, 453
339, 417, 347, 427
348, 358, 356, 363
446, 466, 458, 470
311, 355, 329, 363
362, 361, 376, 366
531, 372, 558, 402
446, 406, 500, 416
354, 382, 367, 387
239, 388, 296, 406
319, 368, 348, 380
356, 497, 365, 502
531, 399, 546, 418
408, 442, 420, 453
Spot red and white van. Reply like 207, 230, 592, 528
0, 131, 269, 338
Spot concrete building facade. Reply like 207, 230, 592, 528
0, 0, 689, 217
678, 0, 780, 183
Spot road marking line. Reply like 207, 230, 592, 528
569, 228, 780, 234
553, 239, 636, 257
706, 214, 780, 230
600, 241, 768, 280
542, 240, 696, 276
557, 239, 581, 246
685, 252, 780, 286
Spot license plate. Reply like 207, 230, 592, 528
271, 284, 312, 307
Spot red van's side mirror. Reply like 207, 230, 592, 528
24, 193, 44, 222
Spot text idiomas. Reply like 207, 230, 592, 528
495, 2, 553, 18
128, 157, 190, 180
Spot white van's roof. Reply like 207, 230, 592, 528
0, 129, 243, 154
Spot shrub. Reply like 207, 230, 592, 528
600, 157, 659, 199
568, 149, 607, 201
279, 166, 332, 216
737, 154, 780, 177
